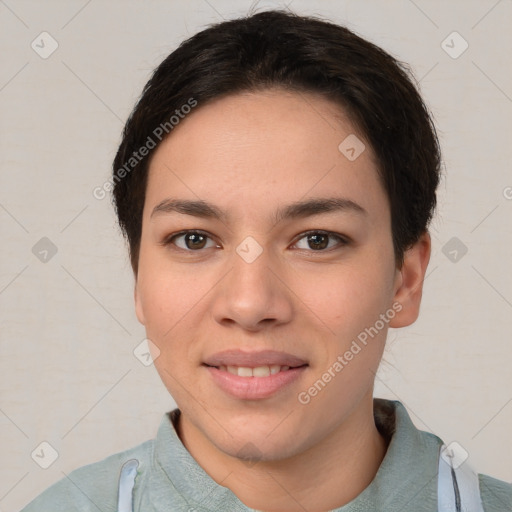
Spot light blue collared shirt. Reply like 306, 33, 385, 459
21, 399, 512, 511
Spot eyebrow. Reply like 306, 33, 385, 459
151, 199, 226, 221
150, 197, 367, 223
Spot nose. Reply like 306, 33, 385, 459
210, 244, 294, 332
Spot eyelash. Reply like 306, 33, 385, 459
160, 229, 350, 253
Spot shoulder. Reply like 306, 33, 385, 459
479, 473, 512, 512
20, 439, 154, 512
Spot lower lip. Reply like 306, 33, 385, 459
205, 365, 307, 400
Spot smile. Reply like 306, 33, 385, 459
216, 365, 292, 377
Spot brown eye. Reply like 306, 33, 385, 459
184, 232, 207, 249
168, 231, 217, 251
306, 233, 329, 250
293, 231, 348, 251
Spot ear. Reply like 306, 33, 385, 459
134, 282, 146, 325
389, 232, 431, 328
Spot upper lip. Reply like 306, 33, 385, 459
203, 350, 308, 368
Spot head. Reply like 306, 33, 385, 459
112, 11, 439, 461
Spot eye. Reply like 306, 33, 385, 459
292, 231, 348, 251
164, 230, 219, 251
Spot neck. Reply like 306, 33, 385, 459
178, 396, 388, 512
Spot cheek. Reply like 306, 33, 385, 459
137, 252, 211, 330
137, 268, 205, 398
135, 266, 203, 371
291, 259, 394, 338
294, 264, 391, 419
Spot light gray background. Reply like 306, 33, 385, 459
1, 0, 511, 509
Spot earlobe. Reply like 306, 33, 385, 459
389, 232, 431, 328
134, 283, 146, 325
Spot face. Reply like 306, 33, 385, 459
135, 90, 424, 462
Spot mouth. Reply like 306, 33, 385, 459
202, 350, 309, 400
204, 364, 301, 377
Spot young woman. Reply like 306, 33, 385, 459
22, 9, 511, 512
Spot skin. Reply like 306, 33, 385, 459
134, 89, 431, 512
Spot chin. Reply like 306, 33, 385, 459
200, 410, 314, 463
218, 432, 306, 464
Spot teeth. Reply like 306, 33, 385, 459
252, 366, 270, 377
221, 365, 292, 377
238, 366, 253, 377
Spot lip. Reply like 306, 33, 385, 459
203, 349, 308, 368
205, 365, 307, 400
203, 350, 308, 400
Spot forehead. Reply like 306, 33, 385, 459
144, 90, 388, 222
